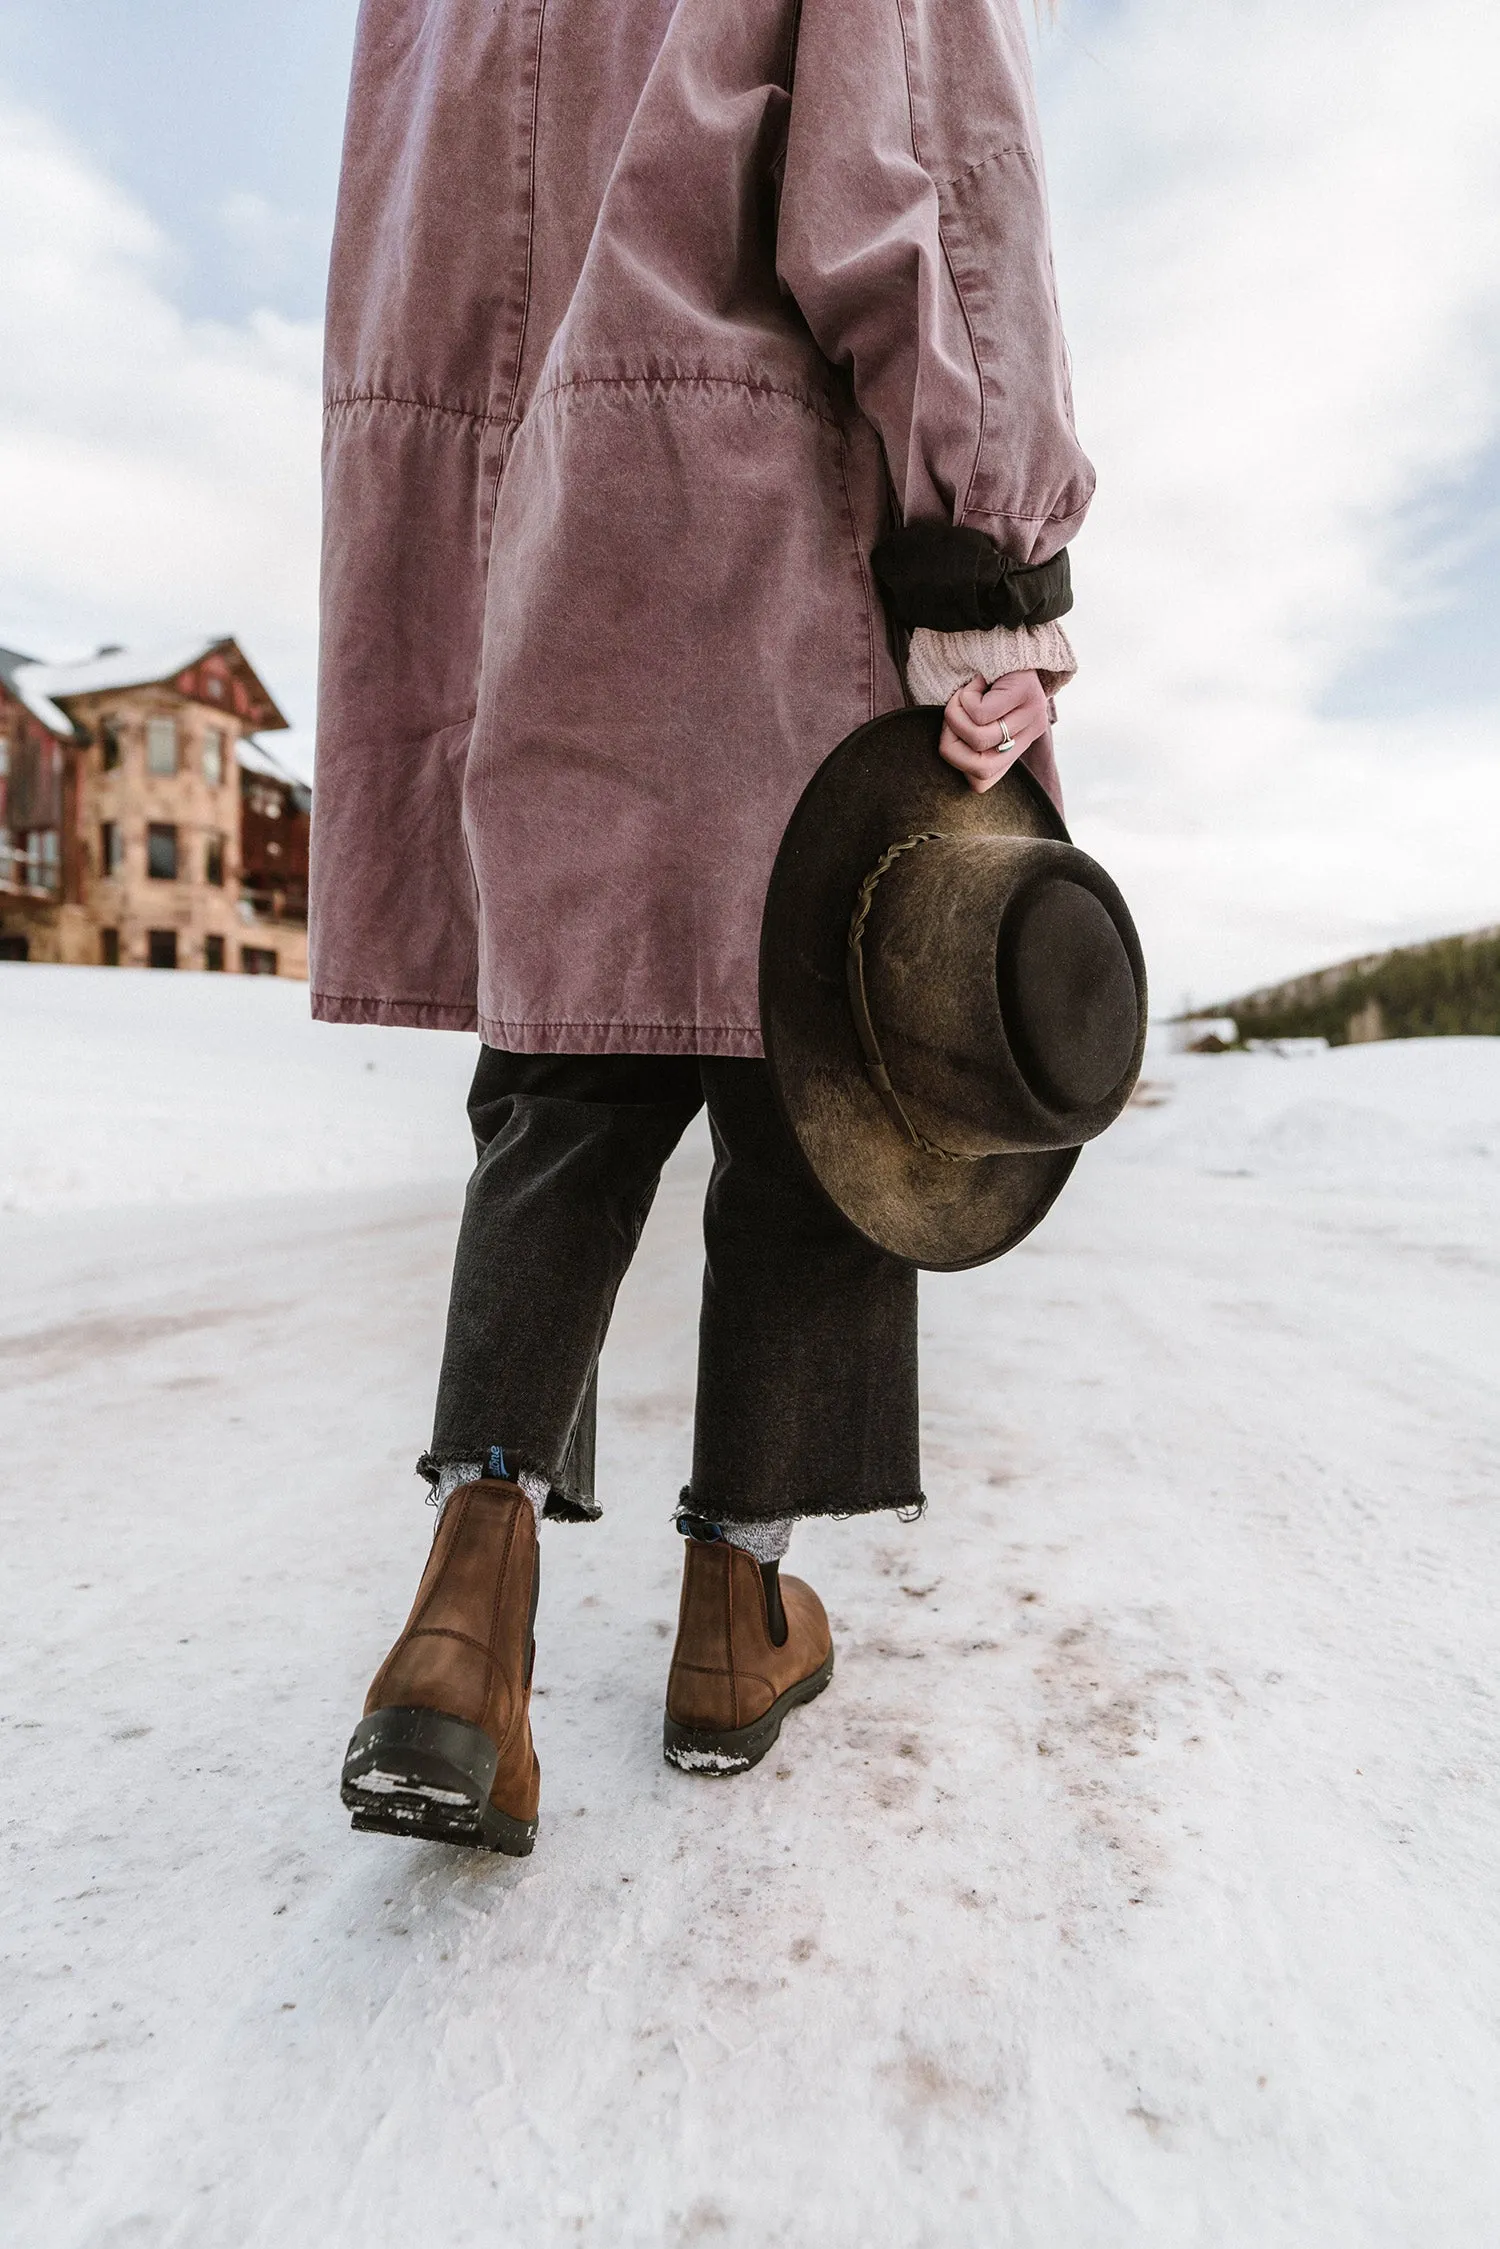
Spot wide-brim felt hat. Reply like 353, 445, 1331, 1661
759, 706, 1147, 1271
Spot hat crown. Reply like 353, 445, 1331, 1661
859, 833, 1144, 1158
1002, 878, 1140, 1112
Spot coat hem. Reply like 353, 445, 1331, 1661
309, 989, 766, 1056
479, 1014, 765, 1059
311, 989, 479, 1032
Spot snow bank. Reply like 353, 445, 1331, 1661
0, 963, 478, 1212
6, 964, 1496, 1219
1120, 1036, 1500, 1195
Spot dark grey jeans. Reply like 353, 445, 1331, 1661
422, 1050, 922, 1525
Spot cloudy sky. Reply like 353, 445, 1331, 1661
0, 0, 1496, 1005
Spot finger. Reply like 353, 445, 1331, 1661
938, 722, 987, 773
977, 693, 1048, 754
976, 671, 1051, 729
951, 712, 1030, 760
944, 704, 1012, 755
938, 724, 1026, 793
974, 675, 1037, 723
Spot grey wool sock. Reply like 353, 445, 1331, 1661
715, 1517, 794, 1565
432, 1459, 549, 1527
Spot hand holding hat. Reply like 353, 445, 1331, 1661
759, 707, 1147, 1271
939, 670, 1051, 794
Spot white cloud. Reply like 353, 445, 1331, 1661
1041, 0, 1500, 1001
217, 189, 317, 294
0, 96, 321, 770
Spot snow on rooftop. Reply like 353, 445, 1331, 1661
18, 637, 235, 699
9, 639, 235, 737
5, 637, 294, 744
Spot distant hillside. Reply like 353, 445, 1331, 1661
1218, 925, 1500, 1046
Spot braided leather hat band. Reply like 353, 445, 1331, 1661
844, 833, 989, 1165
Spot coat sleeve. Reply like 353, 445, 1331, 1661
775, 0, 1094, 569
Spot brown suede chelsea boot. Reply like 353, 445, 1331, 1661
340, 1478, 541, 1854
664, 1537, 834, 1775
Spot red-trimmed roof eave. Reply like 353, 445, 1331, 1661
172, 639, 290, 732
38, 639, 290, 733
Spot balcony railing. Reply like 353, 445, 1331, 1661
238, 882, 308, 928
0, 831, 61, 899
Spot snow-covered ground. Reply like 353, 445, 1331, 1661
3, 964, 1499, 2247
0, 966, 477, 1212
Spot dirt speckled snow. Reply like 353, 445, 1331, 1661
3, 967, 1498, 2246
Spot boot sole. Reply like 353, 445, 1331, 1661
662, 1647, 835, 1776
340, 1706, 537, 1856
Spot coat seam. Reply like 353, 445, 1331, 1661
929, 141, 1029, 191
892, 0, 987, 527
940, 250, 988, 528
483, 1014, 758, 1033
527, 372, 840, 428
327, 375, 841, 435
835, 424, 878, 721
504, 0, 550, 430
324, 391, 518, 430
966, 501, 1093, 529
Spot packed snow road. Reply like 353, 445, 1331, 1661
3, 969, 1499, 2247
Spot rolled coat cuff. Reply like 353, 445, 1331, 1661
905, 622, 1078, 707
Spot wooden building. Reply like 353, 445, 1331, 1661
239, 737, 312, 958
0, 638, 309, 978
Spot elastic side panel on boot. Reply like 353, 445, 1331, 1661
760, 1561, 788, 1646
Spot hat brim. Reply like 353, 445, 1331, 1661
759, 706, 1079, 1271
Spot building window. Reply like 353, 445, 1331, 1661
147, 823, 179, 880
204, 933, 225, 971
24, 829, 60, 892
0, 933, 30, 961
202, 729, 225, 786
100, 820, 123, 876
146, 717, 179, 775
101, 928, 120, 966
147, 929, 178, 970
204, 833, 225, 886
241, 945, 278, 975
100, 721, 122, 771
0, 827, 12, 885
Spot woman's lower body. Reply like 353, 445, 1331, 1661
340, 1047, 923, 1851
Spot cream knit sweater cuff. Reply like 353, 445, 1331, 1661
904, 620, 1078, 707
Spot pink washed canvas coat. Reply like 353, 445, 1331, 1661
311, 0, 1094, 1054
